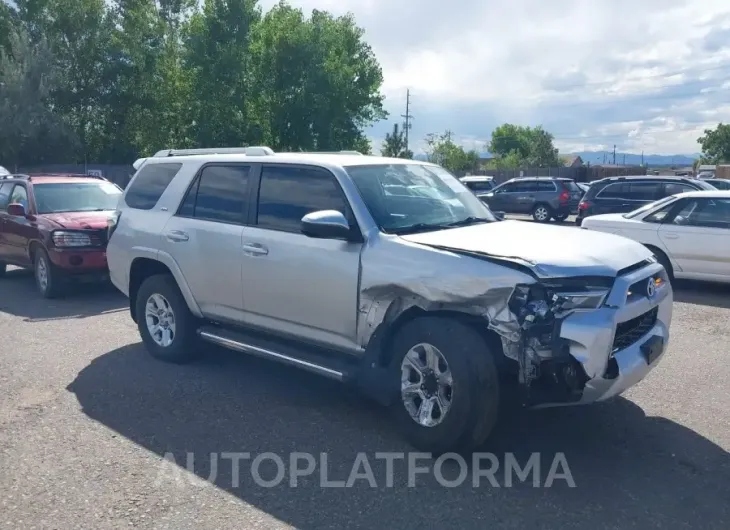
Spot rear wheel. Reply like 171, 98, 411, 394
390, 317, 500, 454
532, 204, 552, 223
136, 274, 200, 363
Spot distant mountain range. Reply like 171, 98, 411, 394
413, 151, 700, 167
570, 151, 700, 167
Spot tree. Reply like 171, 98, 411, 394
0, 27, 77, 167
424, 131, 479, 173
381, 123, 412, 158
249, 2, 387, 151
488, 124, 560, 167
697, 123, 730, 164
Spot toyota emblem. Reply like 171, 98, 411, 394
646, 278, 656, 297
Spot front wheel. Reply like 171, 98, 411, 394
136, 274, 200, 363
532, 204, 552, 223
34, 248, 64, 298
390, 317, 500, 454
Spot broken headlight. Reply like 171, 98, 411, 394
509, 282, 610, 327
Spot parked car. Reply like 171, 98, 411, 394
107, 147, 672, 453
576, 176, 715, 226
0, 173, 123, 297
704, 178, 730, 190
459, 175, 495, 197
581, 191, 730, 284
480, 177, 583, 222
577, 182, 591, 194
696, 171, 715, 180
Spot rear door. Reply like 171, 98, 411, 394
160, 163, 256, 322
658, 197, 730, 279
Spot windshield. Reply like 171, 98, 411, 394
345, 163, 496, 234
34, 181, 122, 214
623, 195, 676, 219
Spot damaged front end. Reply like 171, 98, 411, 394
503, 277, 615, 406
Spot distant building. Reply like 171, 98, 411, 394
561, 155, 584, 167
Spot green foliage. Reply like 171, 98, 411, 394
2, 0, 387, 165
697, 123, 730, 164
381, 123, 412, 158
424, 131, 479, 173
0, 27, 78, 167
488, 123, 560, 167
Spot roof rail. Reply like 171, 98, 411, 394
294, 150, 364, 155
152, 146, 275, 157
1, 173, 30, 180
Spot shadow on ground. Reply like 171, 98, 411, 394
0, 268, 127, 322
68, 343, 730, 529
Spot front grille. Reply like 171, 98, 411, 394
612, 307, 658, 353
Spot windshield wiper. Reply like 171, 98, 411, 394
444, 216, 493, 227
389, 223, 453, 235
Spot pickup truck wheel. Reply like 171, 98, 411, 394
136, 274, 200, 364
532, 204, 552, 223
34, 249, 64, 298
390, 317, 500, 454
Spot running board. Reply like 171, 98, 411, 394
197, 326, 349, 382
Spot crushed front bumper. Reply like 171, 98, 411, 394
537, 261, 672, 407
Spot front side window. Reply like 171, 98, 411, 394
672, 198, 730, 229
0, 183, 11, 211
178, 165, 251, 224
345, 163, 496, 234
9, 185, 28, 209
663, 182, 696, 197
257, 165, 349, 232
33, 181, 122, 214
626, 182, 660, 201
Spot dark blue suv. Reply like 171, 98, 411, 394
576, 176, 715, 225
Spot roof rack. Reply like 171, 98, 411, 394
152, 146, 275, 157
0, 173, 30, 180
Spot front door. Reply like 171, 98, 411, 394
160, 163, 255, 322
239, 164, 362, 353
2, 184, 33, 265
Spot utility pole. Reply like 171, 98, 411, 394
641, 151, 644, 166
623, 154, 626, 165
401, 89, 414, 153
613, 145, 616, 164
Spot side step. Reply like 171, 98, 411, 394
197, 325, 356, 382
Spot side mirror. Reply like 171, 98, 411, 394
7, 203, 27, 217
301, 210, 352, 240
493, 211, 506, 221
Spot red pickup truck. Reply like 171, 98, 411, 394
0, 173, 123, 298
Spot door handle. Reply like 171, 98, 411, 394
663, 232, 679, 239
166, 230, 189, 242
242, 242, 268, 256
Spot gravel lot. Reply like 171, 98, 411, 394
1, 262, 729, 529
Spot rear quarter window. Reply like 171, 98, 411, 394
124, 163, 182, 210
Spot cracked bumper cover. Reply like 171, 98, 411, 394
538, 261, 673, 407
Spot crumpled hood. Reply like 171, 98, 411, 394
400, 220, 653, 278
40, 211, 114, 230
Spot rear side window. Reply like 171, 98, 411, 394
626, 182, 660, 201
124, 163, 182, 210
256, 165, 349, 232
562, 180, 581, 192
536, 181, 556, 191
0, 183, 10, 211
178, 165, 251, 224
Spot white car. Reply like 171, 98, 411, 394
581, 190, 730, 284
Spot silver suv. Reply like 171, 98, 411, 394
107, 148, 673, 453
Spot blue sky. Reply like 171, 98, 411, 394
262, 0, 730, 155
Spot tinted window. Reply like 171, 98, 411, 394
180, 165, 251, 224
0, 183, 10, 211
709, 180, 730, 190
465, 181, 493, 192
124, 163, 182, 210
536, 181, 556, 192
626, 182, 660, 201
9, 185, 28, 208
597, 183, 629, 199
663, 182, 697, 197
497, 182, 517, 193
257, 166, 349, 232
672, 198, 730, 229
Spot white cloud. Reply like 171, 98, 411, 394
260, 0, 730, 155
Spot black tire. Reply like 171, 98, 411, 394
649, 247, 674, 284
135, 274, 200, 364
532, 204, 552, 223
553, 213, 568, 222
390, 317, 500, 454
34, 248, 64, 298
